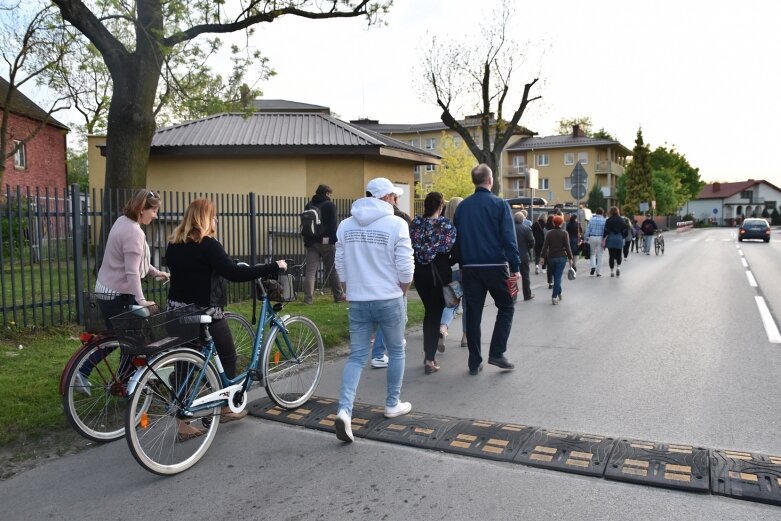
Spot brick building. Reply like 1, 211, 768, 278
1, 77, 69, 193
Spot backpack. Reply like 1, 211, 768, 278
300, 202, 325, 242
642, 220, 654, 234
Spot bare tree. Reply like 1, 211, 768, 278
51, 0, 391, 191
0, 3, 72, 186
418, 1, 541, 195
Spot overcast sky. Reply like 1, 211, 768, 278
247, 0, 780, 185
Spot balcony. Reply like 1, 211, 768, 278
595, 160, 625, 176
504, 165, 530, 178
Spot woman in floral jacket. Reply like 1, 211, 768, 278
409, 192, 457, 374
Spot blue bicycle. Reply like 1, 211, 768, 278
123, 266, 324, 475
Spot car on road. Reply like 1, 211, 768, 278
738, 218, 771, 242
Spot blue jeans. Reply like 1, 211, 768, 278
371, 296, 407, 359
339, 297, 406, 416
549, 256, 567, 299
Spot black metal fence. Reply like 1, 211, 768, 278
0, 185, 354, 331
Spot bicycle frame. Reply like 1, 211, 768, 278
126, 294, 297, 418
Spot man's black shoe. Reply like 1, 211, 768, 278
487, 356, 515, 370
523, 294, 535, 301
468, 364, 483, 376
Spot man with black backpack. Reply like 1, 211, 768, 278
302, 184, 344, 304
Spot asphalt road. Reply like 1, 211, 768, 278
2, 227, 781, 520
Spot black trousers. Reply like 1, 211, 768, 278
413, 262, 447, 362
520, 261, 531, 299
462, 266, 515, 371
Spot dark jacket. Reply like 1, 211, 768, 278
540, 228, 573, 260
166, 236, 279, 307
514, 221, 535, 264
453, 187, 521, 273
603, 215, 628, 249
304, 194, 338, 247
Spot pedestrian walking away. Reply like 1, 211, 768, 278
409, 192, 457, 374
584, 207, 606, 276
334, 177, 415, 443
602, 206, 628, 277
302, 184, 344, 304
641, 215, 658, 254
531, 214, 546, 275
565, 214, 581, 272
622, 215, 633, 260
370, 187, 412, 368
540, 214, 574, 305
514, 210, 535, 301
441, 197, 467, 349
453, 164, 521, 375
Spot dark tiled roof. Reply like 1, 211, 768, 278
0, 76, 68, 130
696, 180, 781, 199
506, 134, 630, 155
252, 99, 330, 114
151, 112, 439, 162
351, 118, 535, 136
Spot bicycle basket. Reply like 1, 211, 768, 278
82, 292, 137, 333
259, 273, 297, 302
110, 304, 205, 355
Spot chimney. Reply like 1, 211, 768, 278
713, 182, 720, 192
572, 124, 580, 137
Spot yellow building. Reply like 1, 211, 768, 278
351, 115, 535, 192
88, 101, 439, 217
504, 125, 631, 208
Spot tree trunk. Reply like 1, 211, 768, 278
102, 54, 161, 191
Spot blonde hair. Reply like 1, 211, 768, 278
444, 197, 463, 221
123, 189, 160, 221
169, 198, 216, 244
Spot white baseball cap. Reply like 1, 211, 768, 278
367, 177, 403, 198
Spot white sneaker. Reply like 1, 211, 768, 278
73, 372, 92, 396
534, 265, 540, 275
370, 354, 389, 368
384, 401, 412, 418
334, 409, 353, 442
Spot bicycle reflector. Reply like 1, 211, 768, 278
139, 412, 149, 429
79, 332, 95, 344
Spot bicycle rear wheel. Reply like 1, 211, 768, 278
660, 237, 665, 254
263, 315, 324, 409
654, 238, 660, 255
125, 348, 220, 475
225, 312, 255, 372
62, 336, 136, 442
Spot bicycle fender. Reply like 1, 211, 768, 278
126, 347, 205, 396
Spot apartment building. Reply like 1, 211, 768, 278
504, 125, 631, 208
351, 115, 535, 191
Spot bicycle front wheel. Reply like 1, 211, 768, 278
660, 237, 665, 254
224, 312, 255, 372
62, 336, 136, 443
263, 315, 324, 409
655, 238, 660, 255
125, 348, 220, 476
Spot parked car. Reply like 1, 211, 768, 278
738, 218, 771, 242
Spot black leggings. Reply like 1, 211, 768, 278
608, 248, 623, 269
210, 318, 238, 379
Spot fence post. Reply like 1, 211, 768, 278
248, 192, 257, 265
71, 184, 85, 325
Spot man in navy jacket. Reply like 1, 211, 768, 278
454, 164, 521, 375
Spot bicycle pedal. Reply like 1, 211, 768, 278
247, 369, 262, 382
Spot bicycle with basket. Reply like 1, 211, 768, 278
60, 293, 255, 443
121, 262, 324, 475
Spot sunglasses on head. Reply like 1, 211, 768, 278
147, 191, 157, 199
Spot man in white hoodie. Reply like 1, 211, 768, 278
333, 177, 415, 443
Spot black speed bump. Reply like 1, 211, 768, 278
366, 412, 459, 449
248, 396, 325, 427
515, 428, 616, 476
435, 420, 535, 461
711, 449, 781, 505
605, 439, 710, 492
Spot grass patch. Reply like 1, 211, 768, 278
0, 293, 423, 449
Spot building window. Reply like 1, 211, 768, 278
426, 164, 435, 172
577, 151, 588, 164
564, 153, 574, 165
563, 178, 573, 190
425, 138, 436, 150
408, 139, 417, 147
536, 154, 549, 167
453, 136, 461, 146
13, 140, 26, 169
740, 190, 753, 200
512, 155, 526, 168
539, 178, 549, 190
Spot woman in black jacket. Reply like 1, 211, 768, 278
602, 207, 628, 277
166, 199, 286, 432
